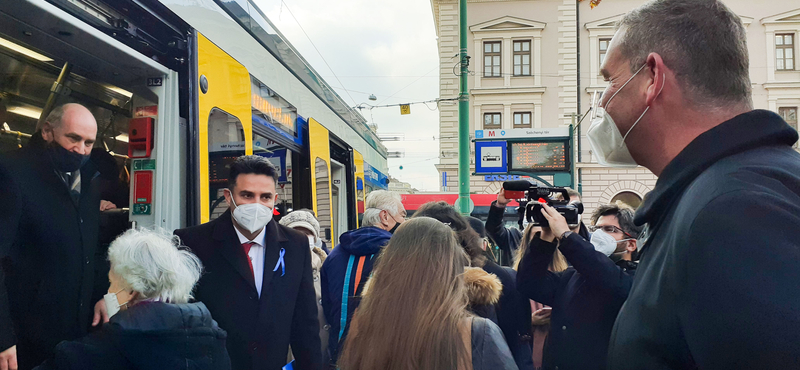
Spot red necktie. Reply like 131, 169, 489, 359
242, 242, 255, 276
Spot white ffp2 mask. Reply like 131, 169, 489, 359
590, 230, 634, 257
587, 64, 664, 168
229, 192, 273, 234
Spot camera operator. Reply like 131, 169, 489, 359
516, 201, 641, 370
487, 187, 589, 266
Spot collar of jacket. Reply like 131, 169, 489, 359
635, 109, 798, 227
615, 259, 638, 271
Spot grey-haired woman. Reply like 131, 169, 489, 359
34, 228, 230, 370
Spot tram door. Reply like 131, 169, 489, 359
353, 150, 365, 227
0, 0, 182, 231
308, 118, 334, 246
196, 32, 253, 224
330, 159, 348, 246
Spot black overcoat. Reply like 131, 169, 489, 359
175, 210, 322, 370
0, 133, 105, 370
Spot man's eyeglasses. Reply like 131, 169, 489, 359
589, 225, 633, 238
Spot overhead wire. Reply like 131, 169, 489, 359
278, 0, 358, 106
375, 54, 458, 106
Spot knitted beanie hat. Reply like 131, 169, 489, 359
279, 210, 321, 242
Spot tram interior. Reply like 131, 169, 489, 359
0, 14, 161, 249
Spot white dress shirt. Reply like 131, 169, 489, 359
234, 225, 267, 297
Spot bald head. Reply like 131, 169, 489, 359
40, 103, 97, 155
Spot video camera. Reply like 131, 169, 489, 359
502, 180, 584, 228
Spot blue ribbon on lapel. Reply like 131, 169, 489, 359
273, 248, 286, 276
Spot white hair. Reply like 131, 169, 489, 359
107, 228, 203, 304
362, 190, 403, 227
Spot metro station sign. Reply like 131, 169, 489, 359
475, 127, 570, 140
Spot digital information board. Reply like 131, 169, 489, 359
508, 140, 569, 172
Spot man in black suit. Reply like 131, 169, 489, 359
0, 103, 109, 370
176, 155, 321, 370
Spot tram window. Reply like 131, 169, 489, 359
253, 134, 293, 214
208, 108, 245, 221
315, 157, 332, 243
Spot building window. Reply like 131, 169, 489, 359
484, 41, 501, 77
513, 112, 532, 128
599, 38, 611, 71
776, 33, 795, 71
513, 40, 531, 76
780, 107, 798, 130
483, 113, 501, 129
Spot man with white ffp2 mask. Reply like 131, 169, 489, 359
175, 155, 322, 370
515, 201, 641, 370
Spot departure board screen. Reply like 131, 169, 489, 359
509, 141, 569, 172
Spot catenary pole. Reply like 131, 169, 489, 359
458, 0, 471, 215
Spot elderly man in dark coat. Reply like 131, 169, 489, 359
0, 103, 109, 370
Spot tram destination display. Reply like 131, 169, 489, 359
509, 140, 569, 172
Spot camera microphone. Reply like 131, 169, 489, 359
502, 180, 531, 200
503, 180, 531, 191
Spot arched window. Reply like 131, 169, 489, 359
610, 191, 642, 209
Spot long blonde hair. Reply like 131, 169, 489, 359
512, 224, 568, 272
338, 217, 472, 370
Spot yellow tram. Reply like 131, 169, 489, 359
0, 0, 389, 246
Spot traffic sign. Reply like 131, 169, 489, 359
475, 141, 507, 174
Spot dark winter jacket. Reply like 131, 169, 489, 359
0, 132, 106, 370
517, 232, 636, 370
607, 110, 800, 370
482, 261, 534, 370
486, 202, 523, 266
471, 317, 519, 370
34, 301, 230, 370
320, 226, 391, 363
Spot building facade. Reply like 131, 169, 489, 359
431, 0, 800, 218
389, 176, 420, 194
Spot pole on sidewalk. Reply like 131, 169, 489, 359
457, 0, 471, 215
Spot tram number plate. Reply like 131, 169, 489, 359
147, 77, 163, 86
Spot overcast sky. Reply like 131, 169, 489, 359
252, 0, 442, 191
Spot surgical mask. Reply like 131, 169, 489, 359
47, 142, 90, 172
590, 230, 633, 257
228, 191, 273, 234
103, 288, 129, 318
308, 235, 316, 250
587, 64, 664, 167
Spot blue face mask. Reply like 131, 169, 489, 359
47, 141, 90, 172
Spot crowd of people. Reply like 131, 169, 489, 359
2, 0, 800, 369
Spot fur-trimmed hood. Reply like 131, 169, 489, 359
464, 267, 502, 306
